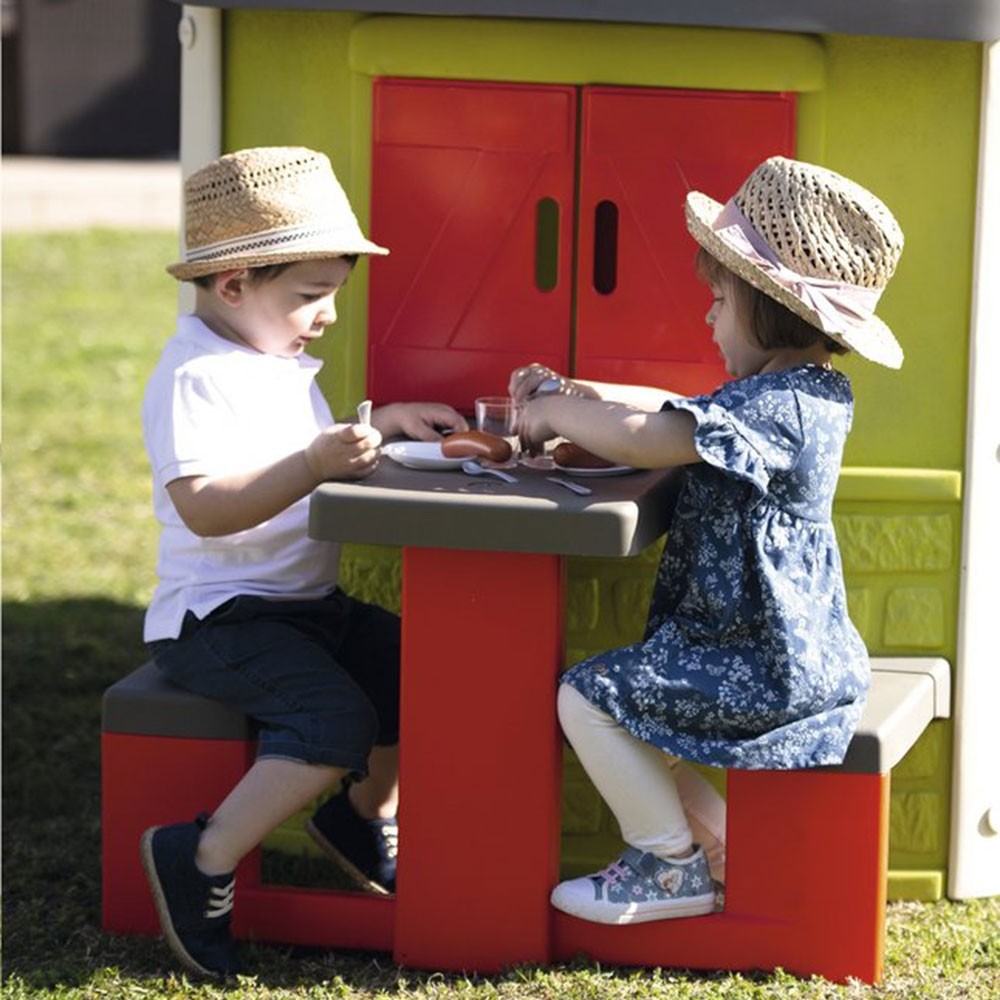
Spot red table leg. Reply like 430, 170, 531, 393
394, 547, 565, 971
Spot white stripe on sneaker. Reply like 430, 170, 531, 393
204, 879, 235, 919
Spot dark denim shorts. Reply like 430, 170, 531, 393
147, 590, 400, 776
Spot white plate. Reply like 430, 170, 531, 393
555, 464, 637, 478
383, 441, 465, 471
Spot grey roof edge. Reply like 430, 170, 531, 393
169, 1, 1000, 43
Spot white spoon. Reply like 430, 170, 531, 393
356, 399, 373, 425
546, 475, 593, 496
461, 460, 518, 483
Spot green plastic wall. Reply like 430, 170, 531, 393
223, 12, 979, 899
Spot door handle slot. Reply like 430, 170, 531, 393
593, 199, 618, 295
534, 197, 560, 292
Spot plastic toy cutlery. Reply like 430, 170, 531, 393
545, 475, 593, 496
462, 460, 518, 483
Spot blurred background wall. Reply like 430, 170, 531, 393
2, 0, 180, 157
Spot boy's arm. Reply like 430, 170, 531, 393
167, 423, 381, 537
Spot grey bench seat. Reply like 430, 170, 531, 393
102, 656, 950, 772
103, 660, 252, 740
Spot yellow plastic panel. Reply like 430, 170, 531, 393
819, 36, 981, 470
836, 467, 962, 504
225, 10, 372, 413
350, 17, 827, 92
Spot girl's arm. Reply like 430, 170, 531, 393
583, 381, 686, 410
520, 395, 700, 470
166, 423, 381, 537
508, 362, 685, 411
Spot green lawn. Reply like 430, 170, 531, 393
2, 229, 998, 999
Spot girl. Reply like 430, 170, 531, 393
510, 156, 904, 925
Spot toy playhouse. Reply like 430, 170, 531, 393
102, 0, 999, 984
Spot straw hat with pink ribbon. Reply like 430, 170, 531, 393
685, 156, 904, 368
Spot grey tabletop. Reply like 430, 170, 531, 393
309, 456, 683, 557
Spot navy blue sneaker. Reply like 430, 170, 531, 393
140, 814, 241, 977
305, 788, 397, 894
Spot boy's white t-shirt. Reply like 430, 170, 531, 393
142, 314, 341, 641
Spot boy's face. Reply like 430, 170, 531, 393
212, 258, 354, 358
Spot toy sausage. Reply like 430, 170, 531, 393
553, 441, 616, 469
441, 430, 513, 464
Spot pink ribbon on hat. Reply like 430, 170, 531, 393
711, 199, 882, 334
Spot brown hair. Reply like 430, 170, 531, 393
192, 254, 359, 291
694, 247, 847, 355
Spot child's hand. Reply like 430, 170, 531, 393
509, 363, 564, 403
373, 402, 469, 442
517, 396, 559, 455
305, 423, 383, 481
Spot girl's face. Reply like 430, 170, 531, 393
705, 280, 770, 379
210, 258, 354, 358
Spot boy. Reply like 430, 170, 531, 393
140, 146, 467, 977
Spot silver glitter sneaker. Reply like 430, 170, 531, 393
551, 845, 716, 924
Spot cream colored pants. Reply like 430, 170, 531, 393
558, 683, 727, 883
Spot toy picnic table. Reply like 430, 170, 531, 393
102, 452, 947, 983
308, 456, 682, 969
307, 456, 948, 983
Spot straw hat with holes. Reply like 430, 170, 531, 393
685, 156, 904, 368
168, 146, 388, 281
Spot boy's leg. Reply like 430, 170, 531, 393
298, 593, 401, 891
196, 758, 345, 875
142, 597, 380, 973
307, 743, 400, 893
141, 758, 344, 978
332, 593, 401, 824
350, 743, 399, 820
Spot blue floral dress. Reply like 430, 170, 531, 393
562, 365, 869, 770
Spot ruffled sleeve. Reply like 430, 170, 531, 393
663, 383, 805, 496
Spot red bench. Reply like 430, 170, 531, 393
102, 655, 948, 983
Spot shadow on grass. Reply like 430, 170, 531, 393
0, 601, 495, 989
2, 598, 156, 987
0, 597, 370, 989
0, 598, 739, 994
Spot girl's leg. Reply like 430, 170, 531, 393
668, 758, 726, 884
559, 684, 726, 878
196, 757, 345, 875
553, 683, 717, 923
558, 683, 691, 858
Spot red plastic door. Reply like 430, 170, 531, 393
368, 79, 577, 412
576, 87, 796, 396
